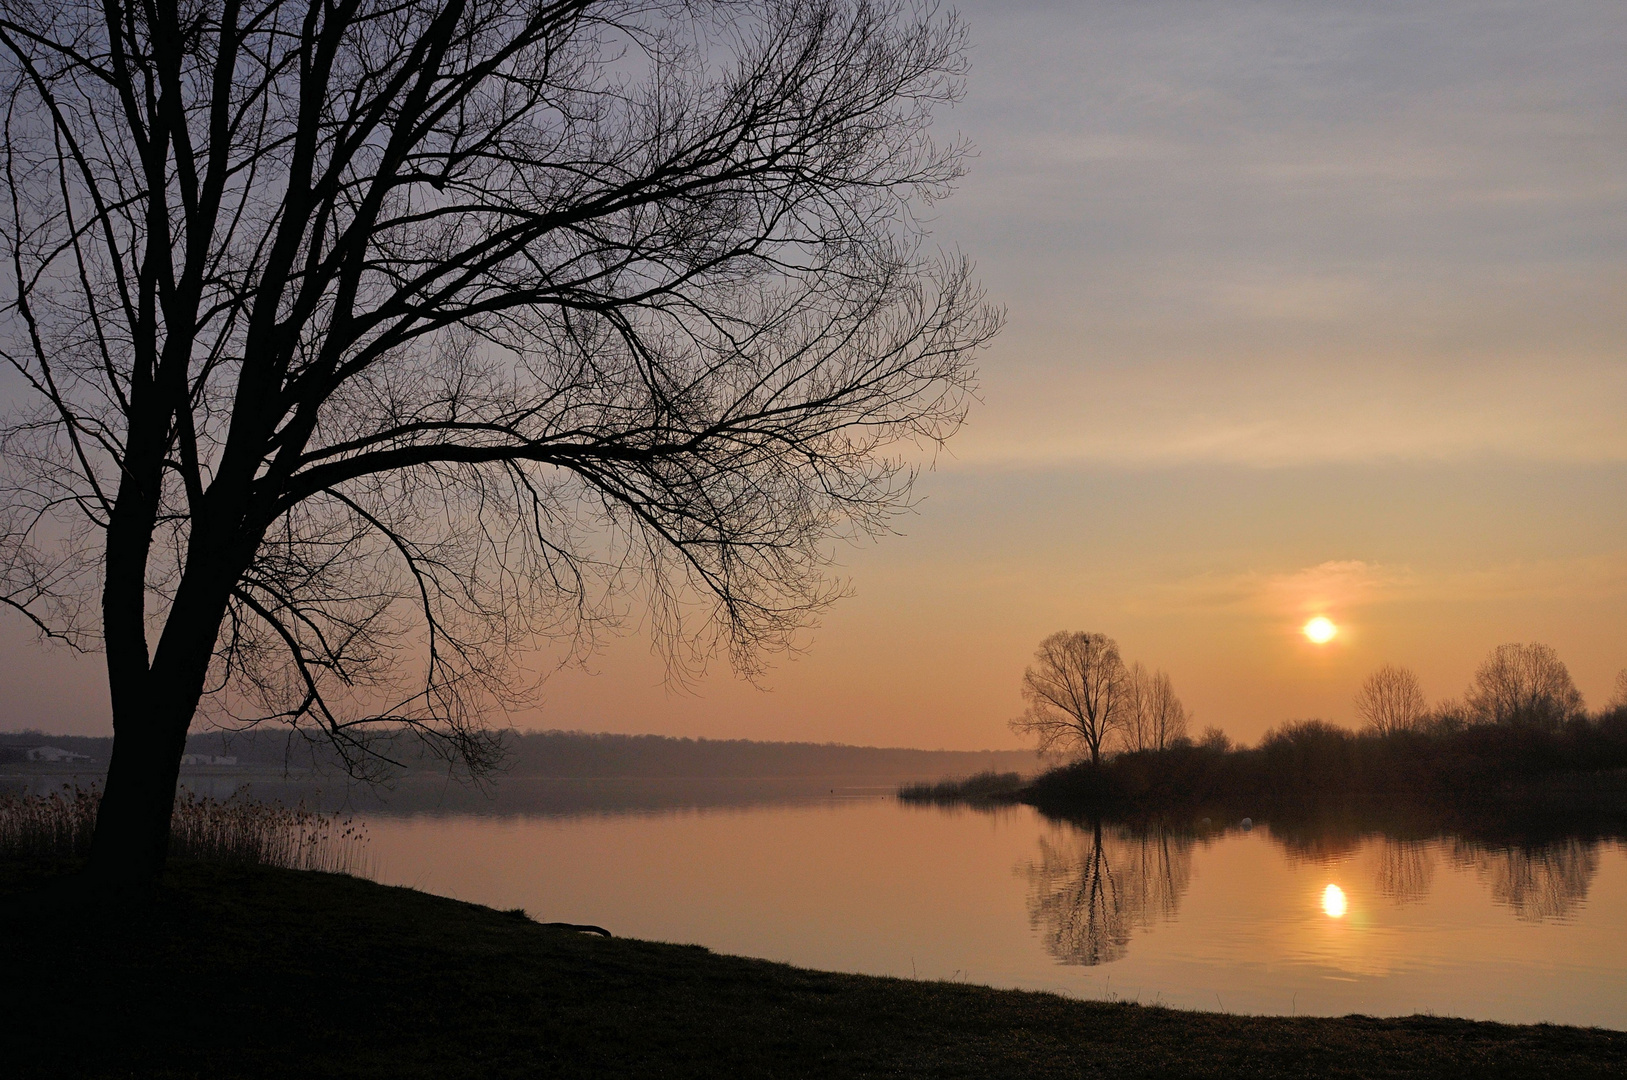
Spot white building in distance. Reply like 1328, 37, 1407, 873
24, 746, 92, 764
180, 754, 239, 767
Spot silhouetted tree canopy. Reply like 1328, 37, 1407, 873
1354, 663, 1428, 736
1011, 631, 1130, 766
0, 0, 996, 878
1465, 643, 1584, 730
1012, 632, 1190, 764
1123, 662, 1188, 752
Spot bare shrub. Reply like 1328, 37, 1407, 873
1421, 697, 1469, 734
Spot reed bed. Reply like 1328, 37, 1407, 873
0, 786, 370, 874
898, 771, 1026, 803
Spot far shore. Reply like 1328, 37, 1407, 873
901, 717, 1627, 843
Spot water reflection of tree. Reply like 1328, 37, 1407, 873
1021, 822, 1193, 966
1374, 840, 1435, 904
1453, 839, 1600, 922
1261, 814, 1608, 917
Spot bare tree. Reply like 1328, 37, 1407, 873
1120, 662, 1186, 752
1610, 669, 1627, 711
1464, 643, 1584, 730
0, 0, 997, 881
1010, 631, 1128, 766
1121, 660, 1152, 752
1144, 668, 1187, 751
1353, 663, 1428, 736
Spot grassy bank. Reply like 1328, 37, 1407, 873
2, 859, 1621, 1078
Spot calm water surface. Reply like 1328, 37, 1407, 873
355, 790, 1627, 1029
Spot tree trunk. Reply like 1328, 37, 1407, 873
87, 533, 247, 883
87, 704, 191, 883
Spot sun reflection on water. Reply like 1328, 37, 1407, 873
1322, 883, 1348, 918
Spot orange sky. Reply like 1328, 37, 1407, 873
4, 0, 1625, 749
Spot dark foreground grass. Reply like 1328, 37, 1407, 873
2, 859, 1621, 1079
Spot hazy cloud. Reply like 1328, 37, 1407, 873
939, 0, 1627, 468
1153, 555, 1627, 621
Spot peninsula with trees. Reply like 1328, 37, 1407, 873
911, 634, 1627, 832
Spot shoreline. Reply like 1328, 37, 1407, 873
3, 858, 1621, 1078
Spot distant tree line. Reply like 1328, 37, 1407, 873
0, 732, 118, 762
1354, 643, 1618, 736
0, 728, 1040, 781
495, 732, 1038, 779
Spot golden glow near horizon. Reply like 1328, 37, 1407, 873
1302, 616, 1337, 644
1322, 883, 1348, 918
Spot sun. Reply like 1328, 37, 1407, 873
1302, 616, 1337, 644
1322, 883, 1348, 918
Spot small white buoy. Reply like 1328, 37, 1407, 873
1199, 817, 1212, 828
1240, 817, 1253, 831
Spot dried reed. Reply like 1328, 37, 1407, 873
0, 785, 370, 875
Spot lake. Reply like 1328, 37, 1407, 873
332, 784, 1627, 1030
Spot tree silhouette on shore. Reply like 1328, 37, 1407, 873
0, 0, 996, 880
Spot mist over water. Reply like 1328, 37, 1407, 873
346, 787, 1627, 1029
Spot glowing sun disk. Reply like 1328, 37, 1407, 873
1303, 616, 1337, 644
1322, 883, 1348, 918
